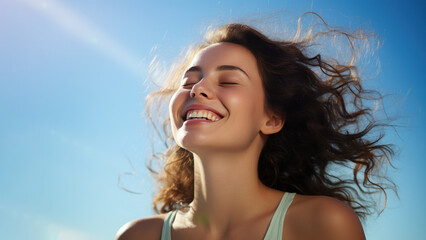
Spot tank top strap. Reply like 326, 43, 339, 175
263, 192, 296, 240
160, 193, 295, 240
161, 210, 178, 240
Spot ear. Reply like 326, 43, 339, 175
260, 112, 285, 135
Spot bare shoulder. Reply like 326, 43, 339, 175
312, 196, 365, 240
286, 194, 365, 240
115, 214, 167, 240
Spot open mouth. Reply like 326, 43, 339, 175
183, 110, 223, 122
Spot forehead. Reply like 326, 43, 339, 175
189, 43, 260, 76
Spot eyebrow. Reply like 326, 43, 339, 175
184, 65, 250, 78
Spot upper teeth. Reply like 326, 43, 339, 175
186, 110, 220, 121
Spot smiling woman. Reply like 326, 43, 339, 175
170, 43, 270, 153
116, 14, 395, 240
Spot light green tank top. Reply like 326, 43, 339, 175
161, 192, 295, 240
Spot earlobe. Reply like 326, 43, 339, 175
261, 114, 285, 135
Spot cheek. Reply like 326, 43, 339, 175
169, 91, 186, 126
168, 92, 177, 117
225, 90, 265, 118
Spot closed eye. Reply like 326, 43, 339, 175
182, 83, 195, 86
220, 82, 237, 85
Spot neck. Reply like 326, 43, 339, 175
185, 147, 278, 236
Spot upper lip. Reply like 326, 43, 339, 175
181, 104, 224, 120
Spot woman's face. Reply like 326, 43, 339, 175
169, 42, 273, 154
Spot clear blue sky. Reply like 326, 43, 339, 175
0, 0, 424, 239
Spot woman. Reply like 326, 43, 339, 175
117, 15, 394, 240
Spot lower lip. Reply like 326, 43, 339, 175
183, 119, 219, 126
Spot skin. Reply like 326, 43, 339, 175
116, 43, 366, 240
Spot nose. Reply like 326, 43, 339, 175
190, 78, 213, 99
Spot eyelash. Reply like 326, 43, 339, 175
181, 82, 237, 87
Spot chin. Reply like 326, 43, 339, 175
177, 138, 219, 154
178, 137, 210, 152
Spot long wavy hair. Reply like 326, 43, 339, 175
146, 13, 396, 219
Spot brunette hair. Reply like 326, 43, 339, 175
146, 13, 396, 219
